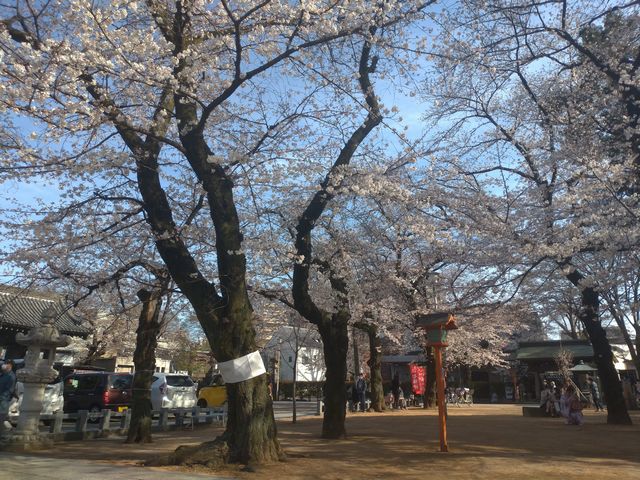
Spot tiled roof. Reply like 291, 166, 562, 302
516, 340, 593, 360
0, 285, 90, 338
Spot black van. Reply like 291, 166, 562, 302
63, 371, 133, 414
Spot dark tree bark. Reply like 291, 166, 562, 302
126, 287, 164, 444
354, 321, 385, 412
290, 29, 382, 439
566, 269, 632, 425
423, 346, 436, 409
99, 77, 284, 464
131, 19, 283, 461
318, 319, 349, 437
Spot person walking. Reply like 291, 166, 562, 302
391, 372, 400, 410
356, 373, 367, 412
587, 376, 604, 412
347, 376, 356, 412
565, 384, 584, 426
398, 387, 407, 409
0, 360, 17, 434
559, 384, 570, 419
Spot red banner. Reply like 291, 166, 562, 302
410, 364, 426, 395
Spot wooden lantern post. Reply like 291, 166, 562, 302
416, 312, 457, 453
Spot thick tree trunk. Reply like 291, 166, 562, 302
424, 347, 436, 409
355, 321, 384, 412
126, 288, 163, 444
566, 272, 632, 425
224, 374, 281, 464
202, 298, 284, 465
170, 303, 282, 466
172, 372, 279, 467
134, 122, 283, 463
579, 289, 631, 424
317, 318, 349, 439
78, 19, 282, 460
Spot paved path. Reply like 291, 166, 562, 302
0, 453, 235, 480
272, 400, 321, 420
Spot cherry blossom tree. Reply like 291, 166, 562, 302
584, 253, 640, 375
1, 0, 432, 463
422, 0, 638, 424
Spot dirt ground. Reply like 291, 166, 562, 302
28, 404, 640, 480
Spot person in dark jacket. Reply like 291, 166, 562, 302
356, 373, 367, 412
0, 360, 17, 433
391, 372, 400, 409
346, 377, 355, 412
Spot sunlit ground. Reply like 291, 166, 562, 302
27, 404, 640, 479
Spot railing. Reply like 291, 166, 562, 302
35, 406, 227, 441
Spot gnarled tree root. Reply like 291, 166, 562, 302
166, 436, 286, 469
169, 439, 231, 469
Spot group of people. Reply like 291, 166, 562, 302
540, 376, 603, 426
385, 389, 408, 409
388, 372, 408, 409
348, 371, 412, 412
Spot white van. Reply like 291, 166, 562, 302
150, 373, 197, 410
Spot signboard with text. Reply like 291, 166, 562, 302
410, 364, 426, 395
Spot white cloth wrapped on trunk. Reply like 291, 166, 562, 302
217, 350, 266, 383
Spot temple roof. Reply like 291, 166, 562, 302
515, 340, 593, 361
0, 285, 90, 338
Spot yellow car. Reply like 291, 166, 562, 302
197, 385, 227, 408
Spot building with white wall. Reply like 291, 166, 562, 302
263, 325, 325, 383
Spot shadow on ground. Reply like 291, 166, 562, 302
23, 405, 640, 480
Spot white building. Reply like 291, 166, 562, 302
263, 325, 325, 383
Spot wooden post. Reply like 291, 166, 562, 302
434, 346, 448, 452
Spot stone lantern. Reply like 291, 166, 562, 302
1, 306, 70, 450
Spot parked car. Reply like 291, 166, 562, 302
3, 359, 64, 421
197, 374, 227, 408
197, 385, 227, 408
63, 371, 133, 415
150, 373, 197, 410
